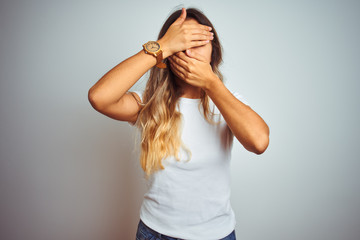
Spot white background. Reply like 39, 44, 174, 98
1, 0, 359, 239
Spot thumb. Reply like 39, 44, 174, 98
174, 8, 187, 25
186, 49, 207, 62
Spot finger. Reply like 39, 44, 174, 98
185, 49, 207, 62
173, 8, 187, 25
185, 23, 212, 32
186, 49, 208, 62
169, 59, 187, 80
171, 54, 190, 71
189, 33, 214, 41
189, 40, 210, 48
189, 28, 214, 36
174, 51, 192, 64
170, 55, 188, 72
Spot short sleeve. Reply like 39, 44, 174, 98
231, 91, 250, 107
128, 91, 144, 126
132, 91, 143, 103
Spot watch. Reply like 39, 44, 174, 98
142, 41, 167, 69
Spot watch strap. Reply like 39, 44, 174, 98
155, 51, 166, 69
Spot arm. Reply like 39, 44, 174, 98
168, 50, 270, 154
205, 78, 270, 154
88, 8, 213, 123
88, 49, 165, 122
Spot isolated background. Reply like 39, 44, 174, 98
1, 0, 359, 239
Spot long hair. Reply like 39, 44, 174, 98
136, 7, 224, 177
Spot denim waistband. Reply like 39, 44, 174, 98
139, 219, 183, 240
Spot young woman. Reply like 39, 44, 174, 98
88, 7, 269, 240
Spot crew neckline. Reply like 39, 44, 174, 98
179, 96, 201, 104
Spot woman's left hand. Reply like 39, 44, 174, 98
168, 50, 218, 90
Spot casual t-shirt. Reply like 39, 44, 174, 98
131, 90, 250, 240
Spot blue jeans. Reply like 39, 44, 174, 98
136, 219, 236, 240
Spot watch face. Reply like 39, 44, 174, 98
145, 41, 160, 52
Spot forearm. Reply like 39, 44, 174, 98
88, 48, 164, 107
204, 78, 270, 154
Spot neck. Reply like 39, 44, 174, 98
175, 77, 201, 99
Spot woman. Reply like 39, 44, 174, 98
88, 7, 269, 240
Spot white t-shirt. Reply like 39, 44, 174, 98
132, 90, 250, 240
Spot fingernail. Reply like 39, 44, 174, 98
208, 26, 212, 31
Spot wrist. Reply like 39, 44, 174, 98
204, 74, 222, 93
157, 38, 171, 59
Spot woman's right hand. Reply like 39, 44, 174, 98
158, 8, 214, 58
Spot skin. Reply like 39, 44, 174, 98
88, 8, 269, 155
168, 18, 269, 154
88, 8, 211, 122
168, 18, 213, 99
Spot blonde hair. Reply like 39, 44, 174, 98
136, 8, 224, 177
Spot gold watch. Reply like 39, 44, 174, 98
142, 41, 166, 69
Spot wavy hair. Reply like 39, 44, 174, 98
136, 7, 224, 177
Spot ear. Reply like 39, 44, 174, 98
173, 8, 187, 25
185, 49, 207, 62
